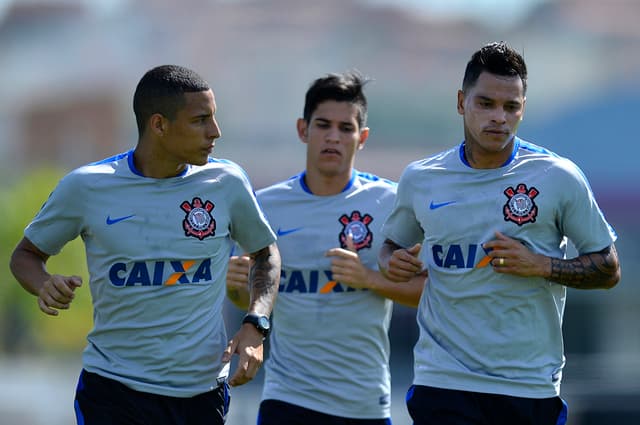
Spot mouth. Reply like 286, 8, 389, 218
484, 128, 509, 136
321, 148, 341, 156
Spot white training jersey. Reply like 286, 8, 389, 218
381, 137, 617, 398
257, 171, 396, 419
24, 150, 276, 397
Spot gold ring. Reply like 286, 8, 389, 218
499, 258, 505, 266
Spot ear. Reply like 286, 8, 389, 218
457, 89, 465, 116
296, 118, 308, 144
149, 113, 167, 136
357, 127, 369, 151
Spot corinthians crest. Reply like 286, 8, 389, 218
338, 210, 373, 251
180, 197, 216, 240
503, 183, 539, 226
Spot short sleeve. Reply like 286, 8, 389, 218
380, 164, 424, 248
226, 165, 276, 254
555, 160, 617, 254
24, 171, 85, 255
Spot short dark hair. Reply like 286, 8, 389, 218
462, 41, 527, 95
133, 65, 210, 136
303, 70, 370, 128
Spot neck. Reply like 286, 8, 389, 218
463, 138, 514, 169
303, 169, 352, 196
133, 142, 186, 178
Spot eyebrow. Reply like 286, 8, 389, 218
475, 95, 522, 105
313, 117, 354, 126
190, 112, 212, 120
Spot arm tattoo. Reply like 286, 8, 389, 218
549, 245, 620, 289
248, 244, 281, 314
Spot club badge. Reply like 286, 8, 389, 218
338, 210, 373, 251
180, 197, 216, 240
503, 183, 539, 225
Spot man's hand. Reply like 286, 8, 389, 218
222, 324, 265, 387
381, 242, 423, 282
226, 255, 251, 309
483, 231, 549, 278
38, 274, 82, 316
325, 232, 371, 289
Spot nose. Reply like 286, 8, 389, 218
490, 108, 507, 124
208, 117, 221, 139
325, 125, 340, 143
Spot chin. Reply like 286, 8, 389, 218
191, 156, 209, 166
483, 135, 512, 149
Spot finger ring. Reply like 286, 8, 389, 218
499, 258, 504, 266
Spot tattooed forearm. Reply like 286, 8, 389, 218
549, 245, 620, 289
248, 244, 281, 314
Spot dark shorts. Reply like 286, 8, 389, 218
74, 369, 230, 425
257, 399, 392, 425
406, 385, 567, 425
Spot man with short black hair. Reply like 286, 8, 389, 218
10, 64, 281, 425
379, 41, 620, 425
227, 71, 425, 425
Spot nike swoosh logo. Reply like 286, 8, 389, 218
276, 227, 303, 237
429, 200, 456, 210
106, 214, 136, 225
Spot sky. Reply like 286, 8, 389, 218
0, 0, 550, 24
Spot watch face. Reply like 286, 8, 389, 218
258, 316, 270, 330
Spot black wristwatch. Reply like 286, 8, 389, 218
242, 313, 271, 338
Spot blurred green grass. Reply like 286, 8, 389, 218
1, 168, 92, 354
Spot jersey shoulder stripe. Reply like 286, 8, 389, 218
354, 170, 397, 187
517, 138, 558, 157
88, 150, 130, 166
256, 172, 303, 197
204, 157, 254, 183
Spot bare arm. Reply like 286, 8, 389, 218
547, 245, 620, 289
246, 243, 281, 315
485, 232, 620, 290
10, 237, 51, 296
338, 266, 426, 307
10, 237, 82, 315
370, 271, 427, 308
327, 235, 426, 307
225, 244, 281, 311
223, 242, 281, 386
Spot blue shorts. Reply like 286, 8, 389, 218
74, 369, 230, 425
258, 399, 392, 425
406, 385, 567, 425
